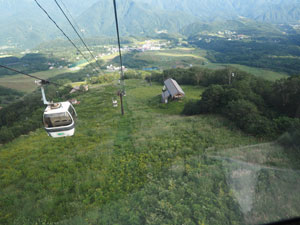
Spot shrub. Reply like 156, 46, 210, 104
182, 101, 201, 115
278, 129, 300, 149
200, 85, 225, 112
224, 99, 258, 121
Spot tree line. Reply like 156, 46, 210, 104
0, 53, 69, 77
0, 86, 24, 107
146, 67, 299, 147
190, 36, 300, 75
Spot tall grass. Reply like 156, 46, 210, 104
2, 80, 294, 225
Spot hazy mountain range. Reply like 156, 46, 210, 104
1, 0, 300, 48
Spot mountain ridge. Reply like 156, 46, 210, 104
1, 0, 300, 48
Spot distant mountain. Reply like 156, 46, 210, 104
136, 0, 300, 23
76, 0, 300, 37
76, 0, 196, 37
0, 0, 100, 48
180, 19, 283, 38
1, 0, 300, 48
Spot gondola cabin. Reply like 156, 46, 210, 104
43, 101, 77, 138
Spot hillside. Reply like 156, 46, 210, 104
76, 0, 195, 37
180, 19, 283, 37
1, 0, 300, 48
0, 0, 99, 48
0, 79, 299, 224
136, 0, 300, 23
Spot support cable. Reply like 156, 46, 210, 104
113, 0, 125, 115
54, 0, 104, 74
0, 64, 59, 86
34, 0, 99, 74
58, 0, 83, 36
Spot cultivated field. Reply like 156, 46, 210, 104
0, 68, 69, 93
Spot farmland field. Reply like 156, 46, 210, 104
119, 47, 288, 81
0, 68, 69, 93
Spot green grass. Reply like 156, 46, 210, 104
199, 62, 288, 81
227, 64, 288, 81
0, 79, 298, 225
207, 142, 300, 225
123, 48, 208, 70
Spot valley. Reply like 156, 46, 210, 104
0, 37, 290, 95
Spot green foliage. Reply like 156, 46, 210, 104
225, 99, 258, 121
182, 19, 282, 37
200, 85, 226, 113
112, 52, 149, 69
0, 54, 68, 77
148, 67, 253, 87
278, 129, 300, 150
0, 86, 24, 107
94, 157, 244, 225
270, 76, 300, 117
225, 100, 276, 136
180, 67, 300, 138
190, 35, 300, 75
124, 70, 151, 80
87, 73, 119, 85
50, 63, 105, 83
277, 117, 300, 151
181, 101, 201, 115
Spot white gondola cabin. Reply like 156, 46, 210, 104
43, 101, 77, 138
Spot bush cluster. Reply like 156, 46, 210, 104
169, 67, 300, 139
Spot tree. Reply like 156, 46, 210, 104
200, 85, 225, 112
0, 126, 15, 143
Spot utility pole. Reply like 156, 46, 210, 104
113, 0, 125, 116
229, 72, 235, 85
119, 91, 124, 115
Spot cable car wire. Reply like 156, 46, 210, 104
0, 64, 59, 86
113, 0, 125, 83
58, 0, 83, 36
33, 0, 99, 74
113, 0, 125, 115
54, 0, 104, 74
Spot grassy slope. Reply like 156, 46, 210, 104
202, 63, 288, 81
124, 48, 207, 70
0, 80, 298, 224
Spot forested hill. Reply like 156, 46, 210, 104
180, 19, 283, 37
76, 0, 195, 37
1, 0, 300, 48
136, 0, 300, 23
